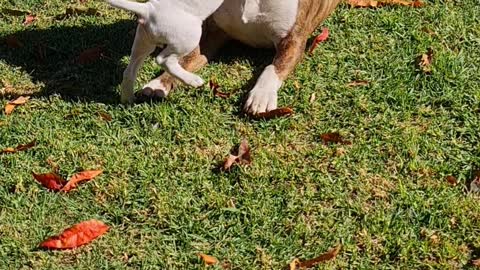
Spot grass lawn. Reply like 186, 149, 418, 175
1, 0, 479, 269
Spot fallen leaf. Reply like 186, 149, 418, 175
1, 140, 36, 154
445, 175, 457, 186
254, 107, 294, 120
288, 245, 342, 270
23, 14, 37, 26
1, 8, 30, 16
472, 258, 480, 266
39, 220, 109, 249
5, 35, 23, 48
320, 132, 352, 145
32, 172, 67, 191
4, 96, 30, 115
470, 171, 480, 193
346, 0, 424, 8
347, 80, 369, 87
309, 93, 316, 104
209, 80, 232, 99
309, 28, 329, 54
222, 139, 252, 171
75, 46, 105, 65
98, 111, 112, 122
198, 253, 218, 266
56, 6, 100, 19
61, 170, 103, 192
418, 48, 434, 74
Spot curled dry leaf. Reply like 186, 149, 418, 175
418, 48, 434, 74
254, 107, 294, 120
347, 80, 369, 87
1, 140, 36, 154
75, 46, 105, 65
320, 132, 352, 145
209, 80, 232, 99
4, 96, 30, 115
222, 139, 252, 171
61, 170, 103, 192
23, 14, 37, 26
309, 27, 329, 54
445, 175, 458, 186
198, 253, 218, 266
98, 111, 112, 122
288, 245, 342, 270
32, 172, 67, 191
40, 220, 109, 249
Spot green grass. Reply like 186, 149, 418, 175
1, 0, 479, 269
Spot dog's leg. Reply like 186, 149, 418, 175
141, 19, 229, 98
155, 48, 205, 88
121, 25, 155, 103
244, 33, 307, 114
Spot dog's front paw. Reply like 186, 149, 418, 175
185, 75, 204, 88
244, 65, 282, 114
244, 86, 278, 114
141, 79, 171, 98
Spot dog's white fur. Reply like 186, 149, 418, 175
140, 0, 299, 114
107, 0, 223, 103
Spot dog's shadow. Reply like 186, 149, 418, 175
0, 20, 274, 105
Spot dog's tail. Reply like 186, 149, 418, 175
107, 0, 148, 18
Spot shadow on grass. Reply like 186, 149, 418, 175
0, 20, 275, 105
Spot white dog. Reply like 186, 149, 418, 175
107, 0, 223, 103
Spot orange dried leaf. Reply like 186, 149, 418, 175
40, 220, 109, 249
4, 96, 30, 115
1, 140, 36, 154
320, 132, 352, 145
254, 107, 294, 120
309, 28, 329, 54
347, 0, 424, 8
23, 14, 37, 25
32, 172, 67, 191
288, 245, 341, 270
1, 147, 16, 154
98, 111, 112, 122
61, 170, 103, 192
76, 46, 104, 65
198, 253, 218, 266
418, 48, 434, 74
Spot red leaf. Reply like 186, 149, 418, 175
309, 28, 329, 54
222, 139, 251, 171
75, 46, 104, 65
254, 107, 294, 120
23, 14, 37, 26
61, 170, 103, 192
39, 220, 109, 249
445, 175, 457, 186
32, 172, 67, 191
320, 132, 352, 145
288, 245, 341, 269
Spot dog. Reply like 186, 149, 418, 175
121, 0, 341, 114
107, 0, 224, 103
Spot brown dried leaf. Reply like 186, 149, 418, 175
5, 35, 23, 48
1, 140, 36, 154
445, 175, 457, 186
222, 139, 251, 171
198, 253, 218, 266
472, 258, 480, 266
75, 46, 105, 65
347, 0, 424, 7
32, 172, 67, 191
418, 48, 434, 74
209, 80, 232, 99
98, 111, 112, 122
254, 107, 294, 120
320, 132, 352, 145
347, 80, 369, 87
288, 245, 342, 269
